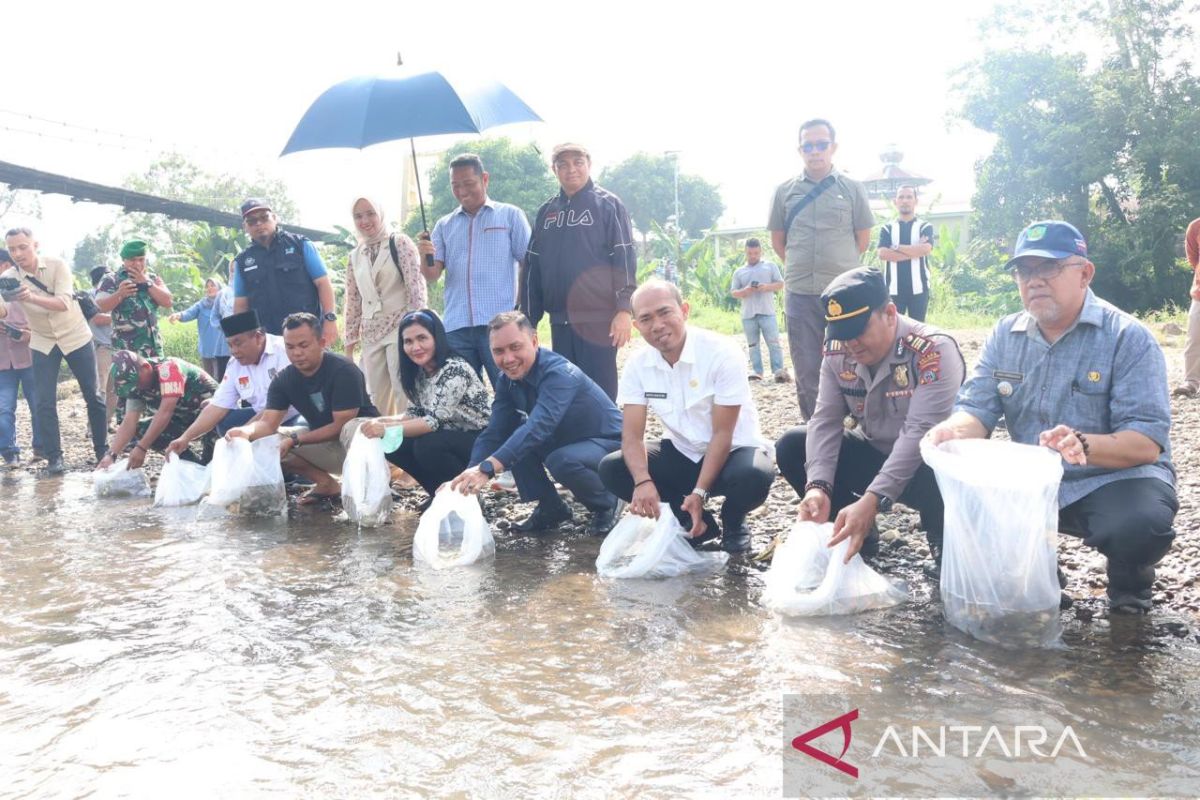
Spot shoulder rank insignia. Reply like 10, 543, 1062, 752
824, 339, 844, 357
900, 332, 934, 356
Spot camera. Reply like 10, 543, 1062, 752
135, 281, 151, 291
750, 280, 760, 288
0, 277, 22, 301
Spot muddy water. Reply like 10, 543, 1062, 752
0, 473, 1197, 798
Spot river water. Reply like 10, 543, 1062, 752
0, 473, 1197, 798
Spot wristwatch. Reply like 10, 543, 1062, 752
322, 311, 338, 322
288, 431, 301, 447
869, 491, 895, 513
689, 487, 709, 502
479, 460, 496, 478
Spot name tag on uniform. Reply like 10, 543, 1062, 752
993, 370, 1024, 381
644, 391, 668, 399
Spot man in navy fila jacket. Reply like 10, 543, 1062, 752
521, 143, 638, 401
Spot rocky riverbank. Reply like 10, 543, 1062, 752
16, 324, 1198, 623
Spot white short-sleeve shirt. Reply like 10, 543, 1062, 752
211, 333, 295, 416
617, 326, 770, 462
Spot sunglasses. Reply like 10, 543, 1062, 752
244, 213, 272, 226
801, 140, 833, 153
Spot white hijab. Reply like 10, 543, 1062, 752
350, 196, 389, 319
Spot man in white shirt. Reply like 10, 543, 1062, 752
164, 310, 296, 456
598, 280, 775, 553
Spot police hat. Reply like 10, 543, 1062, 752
1004, 220, 1088, 270
821, 267, 889, 341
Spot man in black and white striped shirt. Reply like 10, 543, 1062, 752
877, 185, 935, 321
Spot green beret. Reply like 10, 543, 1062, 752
120, 240, 147, 260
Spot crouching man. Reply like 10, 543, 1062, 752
164, 310, 297, 458
227, 312, 378, 504
926, 221, 1177, 614
97, 350, 218, 468
450, 311, 624, 535
598, 280, 775, 553
776, 267, 964, 564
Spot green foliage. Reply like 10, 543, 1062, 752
162, 319, 200, 363
598, 153, 725, 238
402, 137, 556, 235
955, 0, 1200, 312
76, 154, 302, 306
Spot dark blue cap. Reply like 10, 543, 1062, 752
240, 198, 272, 218
1005, 220, 1088, 269
821, 267, 889, 341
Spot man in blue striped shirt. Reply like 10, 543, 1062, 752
927, 221, 1177, 615
419, 153, 532, 388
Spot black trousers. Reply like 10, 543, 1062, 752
775, 425, 945, 547
550, 321, 618, 401
1059, 478, 1177, 596
32, 342, 108, 461
386, 428, 479, 497
891, 291, 929, 322
598, 439, 775, 531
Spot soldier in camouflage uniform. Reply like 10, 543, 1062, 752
96, 350, 218, 469
776, 267, 965, 565
94, 240, 172, 358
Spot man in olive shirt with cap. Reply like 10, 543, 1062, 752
776, 266, 965, 563
94, 239, 172, 358
768, 119, 874, 420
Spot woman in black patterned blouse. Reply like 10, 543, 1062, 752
361, 308, 490, 509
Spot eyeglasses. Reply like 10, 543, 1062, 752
244, 213, 272, 226
1009, 259, 1072, 282
801, 140, 833, 153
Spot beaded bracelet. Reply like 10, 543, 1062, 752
1072, 429, 1089, 455
804, 479, 833, 498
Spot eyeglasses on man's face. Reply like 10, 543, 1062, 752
801, 140, 833, 154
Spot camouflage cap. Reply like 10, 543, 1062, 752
110, 350, 147, 398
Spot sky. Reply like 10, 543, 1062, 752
2, 0, 1000, 261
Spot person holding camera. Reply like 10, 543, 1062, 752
0, 248, 45, 468
94, 240, 172, 358
730, 238, 788, 383
1, 228, 108, 474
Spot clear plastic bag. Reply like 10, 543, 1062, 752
761, 521, 906, 616
93, 458, 152, 498
412, 488, 496, 569
204, 435, 287, 516
153, 454, 210, 507
595, 504, 728, 579
341, 431, 393, 527
921, 438, 1063, 648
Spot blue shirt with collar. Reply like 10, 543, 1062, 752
431, 199, 531, 332
470, 347, 622, 469
954, 288, 1174, 506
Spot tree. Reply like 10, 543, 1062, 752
598, 153, 725, 239
955, 0, 1200, 312
0, 185, 41, 221
402, 137, 556, 235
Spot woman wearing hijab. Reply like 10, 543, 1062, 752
343, 196, 427, 416
168, 276, 231, 380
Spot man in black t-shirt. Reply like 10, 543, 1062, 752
228, 313, 378, 503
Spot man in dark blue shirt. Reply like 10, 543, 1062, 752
521, 143, 638, 401
232, 198, 339, 342
450, 311, 623, 534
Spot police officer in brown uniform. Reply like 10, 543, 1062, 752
775, 267, 965, 563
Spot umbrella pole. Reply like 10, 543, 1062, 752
411, 138, 434, 267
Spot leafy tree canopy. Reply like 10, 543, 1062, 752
598, 153, 725, 238
955, 0, 1200, 312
